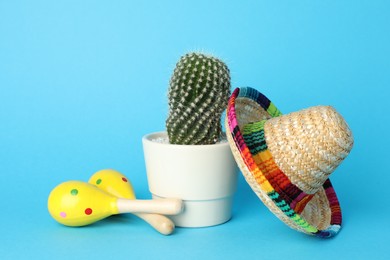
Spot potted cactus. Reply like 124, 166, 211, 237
142, 52, 238, 227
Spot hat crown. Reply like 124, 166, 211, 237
264, 106, 353, 194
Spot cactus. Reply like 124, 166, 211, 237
166, 52, 231, 145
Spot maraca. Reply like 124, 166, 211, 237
48, 181, 183, 227
88, 169, 175, 235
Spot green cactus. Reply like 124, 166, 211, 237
166, 52, 231, 145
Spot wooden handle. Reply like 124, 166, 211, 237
116, 198, 183, 215
134, 213, 175, 235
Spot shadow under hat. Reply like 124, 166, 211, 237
225, 87, 353, 238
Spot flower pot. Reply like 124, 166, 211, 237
142, 131, 238, 227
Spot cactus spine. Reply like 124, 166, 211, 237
166, 52, 231, 145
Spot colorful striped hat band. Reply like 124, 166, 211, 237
225, 87, 353, 238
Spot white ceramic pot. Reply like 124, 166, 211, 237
142, 131, 238, 228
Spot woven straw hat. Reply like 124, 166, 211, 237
225, 87, 353, 238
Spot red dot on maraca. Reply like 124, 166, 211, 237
122, 177, 127, 182
85, 208, 93, 215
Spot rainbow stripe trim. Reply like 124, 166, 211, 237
227, 87, 342, 238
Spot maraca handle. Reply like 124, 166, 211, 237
134, 213, 175, 235
116, 198, 183, 215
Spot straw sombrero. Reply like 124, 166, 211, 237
225, 87, 353, 238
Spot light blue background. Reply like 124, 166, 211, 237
1, 0, 389, 259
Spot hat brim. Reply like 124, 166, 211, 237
226, 87, 342, 238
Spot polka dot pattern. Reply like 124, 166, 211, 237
85, 208, 93, 215
60, 187, 95, 219
48, 181, 121, 227
88, 171, 136, 201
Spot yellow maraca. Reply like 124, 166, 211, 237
88, 169, 175, 235
48, 181, 182, 227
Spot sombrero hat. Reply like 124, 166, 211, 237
225, 87, 353, 238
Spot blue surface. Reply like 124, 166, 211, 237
1, 0, 389, 259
